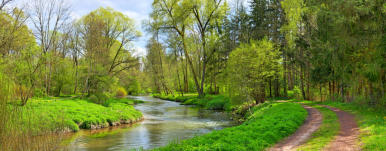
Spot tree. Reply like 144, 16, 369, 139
29, 0, 70, 96
0, 8, 39, 105
77, 7, 141, 96
191, 0, 228, 96
227, 38, 282, 104
0, 0, 14, 11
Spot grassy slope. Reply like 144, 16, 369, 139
153, 102, 307, 151
19, 97, 143, 133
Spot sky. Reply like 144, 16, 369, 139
10, 0, 248, 57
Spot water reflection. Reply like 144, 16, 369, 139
65, 96, 235, 150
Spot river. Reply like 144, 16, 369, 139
64, 96, 236, 150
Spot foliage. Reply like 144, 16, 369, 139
154, 93, 232, 110
153, 102, 307, 151
116, 87, 128, 98
227, 39, 282, 104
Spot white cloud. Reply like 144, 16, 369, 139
122, 10, 148, 25
133, 46, 147, 57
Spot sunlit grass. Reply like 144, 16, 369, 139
18, 97, 143, 132
153, 102, 307, 151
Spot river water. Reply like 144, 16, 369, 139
64, 96, 236, 150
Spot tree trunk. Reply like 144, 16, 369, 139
300, 67, 306, 100
269, 78, 272, 98
283, 53, 288, 97
182, 38, 202, 97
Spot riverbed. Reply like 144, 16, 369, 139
64, 96, 236, 150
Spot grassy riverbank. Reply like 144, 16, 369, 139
16, 97, 143, 133
152, 94, 232, 110
153, 102, 307, 151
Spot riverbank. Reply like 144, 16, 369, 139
153, 102, 307, 150
15, 97, 144, 134
152, 94, 232, 111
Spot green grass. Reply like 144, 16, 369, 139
153, 93, 233, 111
17, 97, 143, 133
153, 102, 307, 151
296, 105, 339, 150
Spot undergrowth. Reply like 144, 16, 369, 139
152, 94, 232, 111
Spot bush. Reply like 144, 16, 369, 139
89, 93, 110, 105
116, 87, 128, 98
288, 86, 301, 99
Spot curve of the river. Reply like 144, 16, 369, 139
64, 96, 236, 151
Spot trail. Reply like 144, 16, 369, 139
322, 105, 360, 151
269, 105, 323, 151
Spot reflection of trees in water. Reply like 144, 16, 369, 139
147, 123, 165, 146
198, 108, 206, 119
183, 106, 189, 118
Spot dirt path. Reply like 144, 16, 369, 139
269, 105, 323, 151
322, 105, 360, 151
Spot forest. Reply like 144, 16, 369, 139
0, 0, 385, 150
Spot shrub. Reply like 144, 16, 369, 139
116, 87, 128, 98
89, 95, 99, 104
96, 93, 109, 104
